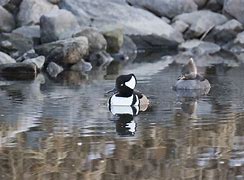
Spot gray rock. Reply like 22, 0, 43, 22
70, 59, 92, 72
174, 10, 228, 38
23, 56, 45, 70
179, 39, 221, 55
224, 0, 244, 24
16, 49, 38, 62
0, 0, 9, 6
17, 0, 58, 26
0, 6, 15, 32
127, 0, 197, 18
46, 62, 63, 77
234, 31, 244, 44
215, 19, 243, 31
161, 16, 171, 24
0, 33, 33, 58
193, 0, 208, 8
88, 50, 113, 68
0, 51, 16, 64
35, 36, 88, 66
171, 20, 189, 33
204, 0, 222, 11
60, 0, 183, 43
0, 62, 37, 80
40, 9, 80, 43
73, 28, 107, 53
13, 25, 40, 45
116, 35, 137, 61
216, 0, 224, 5
47, 0, 59, 4
103, 28, 124, 53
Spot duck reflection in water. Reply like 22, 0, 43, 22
109, 105, 138, 136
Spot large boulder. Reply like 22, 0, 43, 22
174, 10, 228, 38
0, 51, 16, 64
0, 33, 33, 58
40, 9, 80, 43
60, 0, 183, 43
127, 0, 197, 18
17, 0, 58, 26
224, 0, 244, 24
0, 62, 37, 80
0, 6, 15, 32
35, 36, 88, 66
13, 25, 41, 45
103, 28, 124, 53
73, 28, 107, 53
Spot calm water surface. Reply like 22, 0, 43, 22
0, 55, 244, 180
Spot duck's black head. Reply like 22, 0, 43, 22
115, 74, 137, 97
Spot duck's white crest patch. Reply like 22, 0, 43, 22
125, 76, 136, 89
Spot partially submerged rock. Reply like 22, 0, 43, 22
70, 59, 92, 72
35, 36, 89, 66
173, 79, 211, 91
0, 62, 37, 80
103, 28, 124, 53
46, 62, 64, 77
88, 50, 113, 68
40, 9, 80, 43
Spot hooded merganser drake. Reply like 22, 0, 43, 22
174, 58, 211, 91
107, 74, 149, 110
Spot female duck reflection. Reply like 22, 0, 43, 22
107, 74, 150, 136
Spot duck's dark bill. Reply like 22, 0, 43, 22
106, 87, 118, 95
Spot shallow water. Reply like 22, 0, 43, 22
0, 55, 244, 180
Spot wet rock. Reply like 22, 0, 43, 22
0, 33, 33, 58
179, 40, 221, 55
103, 28, 123, 53
13, 25, 40, 45
47, 0, 59, 4
23, 55, 45, 70
174, 10, 228, 38
40, 9, 80, 43
70, 59, 92, 72
130, 34, 179, 50
113, 35, 137, 61
35, 36, 88, 66
0, 62, 37, 80
59, 0, 183, 43
224, 0, 244, 24
127, 0, 197, 18
171, 20, 189, 33
88, 50, 113, 68
46, 62, 63, 77
73, 28, 107, 53
0, 51, 16, 64
0, 6, 15, 32
17, 0, 58, 26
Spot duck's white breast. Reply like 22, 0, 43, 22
110, 94, 139, 106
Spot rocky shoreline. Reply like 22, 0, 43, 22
0, 0, 244, 80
